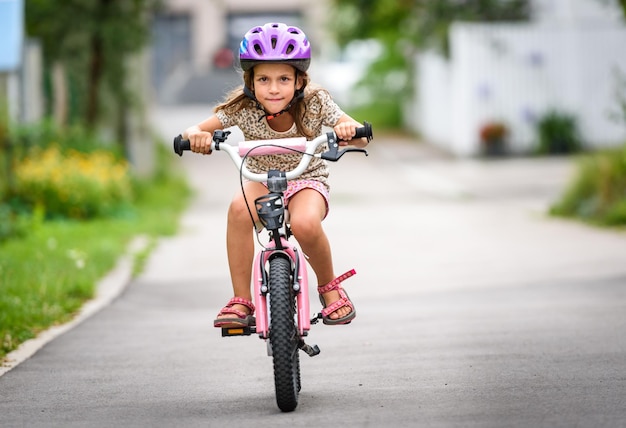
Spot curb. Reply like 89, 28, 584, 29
0, 236, 150, 378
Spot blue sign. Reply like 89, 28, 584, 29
0, 0, 24, 71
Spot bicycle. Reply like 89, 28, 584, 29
173, 122, 372, 412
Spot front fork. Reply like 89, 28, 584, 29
252, 238, 311, 340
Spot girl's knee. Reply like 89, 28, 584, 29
290, 215, 322, 241
228, 197, 253, 223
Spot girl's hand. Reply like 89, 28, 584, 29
334, 118, 369, 148
185, 127, 213, 155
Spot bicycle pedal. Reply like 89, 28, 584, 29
310, 312, 322, 324
299, 342, 321, 357
221, 326, 256, 337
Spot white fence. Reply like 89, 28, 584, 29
411, 22, 626, 156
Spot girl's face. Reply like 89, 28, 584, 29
252, 63, 302, 113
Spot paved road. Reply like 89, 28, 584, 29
1, 105, 625, 427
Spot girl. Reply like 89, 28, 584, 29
183, 22, 368, 328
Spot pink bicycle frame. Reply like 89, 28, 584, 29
252, 236, 311, 339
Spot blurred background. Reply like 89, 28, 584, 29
2, 0, 626, 159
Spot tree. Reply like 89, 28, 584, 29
333, 0, 530, 53
25, 0, 161, 149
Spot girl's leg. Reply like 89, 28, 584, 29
216, 181, 267, 321
287, 189, 353, 321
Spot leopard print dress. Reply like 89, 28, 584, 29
215, 88, 344, 192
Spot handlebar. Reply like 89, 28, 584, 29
173, 122, 373, 183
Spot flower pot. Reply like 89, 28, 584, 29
482, 139, 506, 156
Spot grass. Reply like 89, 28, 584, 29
0, 146, 192, 362
550, 147, 626, 227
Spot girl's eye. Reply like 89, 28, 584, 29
281, 76, 291, 82
257, 77, 267, 82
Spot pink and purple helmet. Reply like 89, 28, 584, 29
239, 23, 311, 72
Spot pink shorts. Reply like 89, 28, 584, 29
280, 179, 330, 219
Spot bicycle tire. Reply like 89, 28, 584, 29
268, 255, 301, 412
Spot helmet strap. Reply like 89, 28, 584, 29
243, 84, 304, 122
243, 85, 262, 109
264, 90, 304, 121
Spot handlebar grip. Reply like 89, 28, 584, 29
354, 121, 373, 142
173, 134, 190, 157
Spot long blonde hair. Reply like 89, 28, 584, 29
215, 66, 328, 139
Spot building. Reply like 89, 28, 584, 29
152, 0, 331, 104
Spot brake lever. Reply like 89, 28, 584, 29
321, 131, 369, 162
322, 147, 368, 161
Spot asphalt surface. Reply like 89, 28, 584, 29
1, 105, 625, 427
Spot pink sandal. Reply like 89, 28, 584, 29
214, 297, 255, 328
317, 269, 357, 325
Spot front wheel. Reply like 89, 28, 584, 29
268, 256, 300, 412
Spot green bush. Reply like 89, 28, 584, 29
13, 146, 133, 219
346, 100, 403, 131
9, 119, 119, 158
1, 121, 132, 239
550, 146, 626, 225
536, 110, 581, 155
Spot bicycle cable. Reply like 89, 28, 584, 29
238, 144, 311, 249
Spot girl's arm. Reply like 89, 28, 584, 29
334, 114, 370, 148
183, 115, 224, 155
